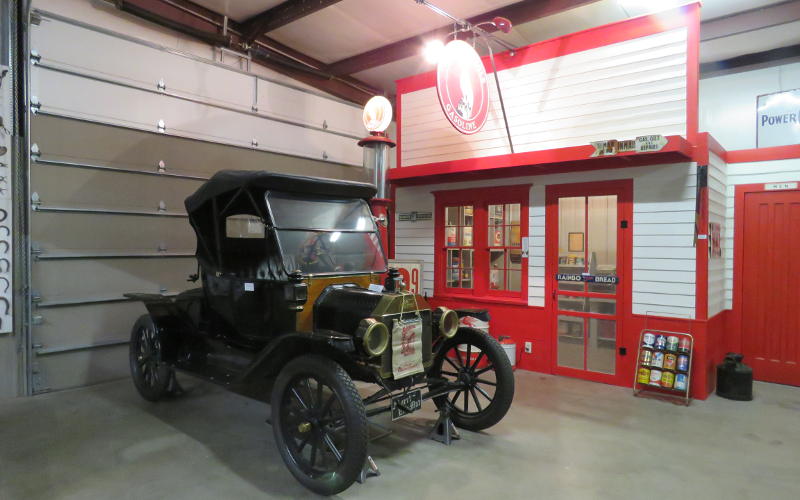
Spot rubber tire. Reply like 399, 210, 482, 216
432, 327, 515, 432
129, 314, 172, 402
271, 355, 368, 496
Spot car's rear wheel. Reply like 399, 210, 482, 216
271, 355, 368, 496
129, 314, 173, 402
431, 327, 515, 431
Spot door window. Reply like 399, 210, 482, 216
554, 192, 620, 376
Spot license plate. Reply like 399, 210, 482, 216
390, 389, 422, 421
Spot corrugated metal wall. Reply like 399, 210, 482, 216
27, 8, 366, 393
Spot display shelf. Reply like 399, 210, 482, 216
633, 328, 694, 406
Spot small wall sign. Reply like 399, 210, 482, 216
556, 273, 619, 284
764, 182, 798, 191
756, 88, 800, 148
590, 135, 667, 157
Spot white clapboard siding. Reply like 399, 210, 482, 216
707, 152, 727, 317
724, 157, 800, 309
393, 162, 698, 318
400, 27, 688, 167
30, 11, 365, 164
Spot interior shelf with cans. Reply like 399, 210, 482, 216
633, 329, 694, 406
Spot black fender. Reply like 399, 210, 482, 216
238, 331, 366, 386
125, 293, 193, 363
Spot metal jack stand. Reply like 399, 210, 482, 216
429, 402, 460, 445
356, 455, 380, 484
167, 370, 184, 396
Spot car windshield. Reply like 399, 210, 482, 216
266, 192, 387, 275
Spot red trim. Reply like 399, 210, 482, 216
395, 3, 701, 94
685, 3, 701, 145
726, 144, 800, 163
695, 166, 709, 320
433, 184, 530, 300
544, 179, 633, 386
388, 183, 397, 259
358, 135, 396, 147
388, 135, 694, 185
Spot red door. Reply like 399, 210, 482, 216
546, 180, 632, 386
741, 189, 800, 386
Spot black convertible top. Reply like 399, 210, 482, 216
185, 170, 376, 214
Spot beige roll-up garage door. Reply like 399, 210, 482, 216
29, 115, 364, 393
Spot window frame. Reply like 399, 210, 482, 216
434, 184, 531, 302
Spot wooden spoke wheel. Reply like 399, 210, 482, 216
129, 314, 172, 402
271, 355, 367, 496
432, 327, 515, 431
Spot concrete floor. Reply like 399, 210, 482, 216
1, 371, 799, 500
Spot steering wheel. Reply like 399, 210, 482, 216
299, 233, 338, 271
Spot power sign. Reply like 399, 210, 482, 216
757, 89, 800, 147
436, 40, 489, 135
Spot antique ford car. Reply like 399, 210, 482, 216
127, 170, 514, 495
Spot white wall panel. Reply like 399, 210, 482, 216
394, 162, 697, 318
700, 62, 800, 151
400, 27, 688, 167
724, 157, 800, 310
707, 152, 727, 317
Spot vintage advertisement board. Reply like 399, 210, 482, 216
756, 88, 800, 147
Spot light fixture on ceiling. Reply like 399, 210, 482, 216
617, 0, 687, 15
423, 39, 445, 64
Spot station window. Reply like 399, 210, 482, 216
435, 185, 530, 300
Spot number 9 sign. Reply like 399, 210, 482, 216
389, 260, 423, 294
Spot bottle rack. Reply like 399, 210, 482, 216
632, 329, 694, 406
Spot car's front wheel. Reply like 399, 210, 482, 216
431, 327, 515, 431
271, 355, 368, 496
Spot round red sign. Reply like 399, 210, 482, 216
436, 40, 489, 135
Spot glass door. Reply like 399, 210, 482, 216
551, 189, 624, 380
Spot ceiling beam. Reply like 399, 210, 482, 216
700, 43, 800, 75
327, 0, 601, 76
701, 0, 800, 42
115, 0, 378, 104
240, 0, 344, 44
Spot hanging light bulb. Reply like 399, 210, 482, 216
423, 39, 445, 64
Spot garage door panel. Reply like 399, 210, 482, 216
33, 16, 254, 112
31, 212, 195, 252
33, 301, 147, 350
33, 258, 196, 299
32, 68, 362, 166
32, 163, 202, 212
35, 346, 129, 392
32, 115, 365, 181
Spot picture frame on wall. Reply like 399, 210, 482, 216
568, 232, 584, 252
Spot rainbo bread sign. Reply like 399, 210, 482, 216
436, 40, 489, 135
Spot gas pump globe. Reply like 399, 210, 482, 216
358, 95, 396, 253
